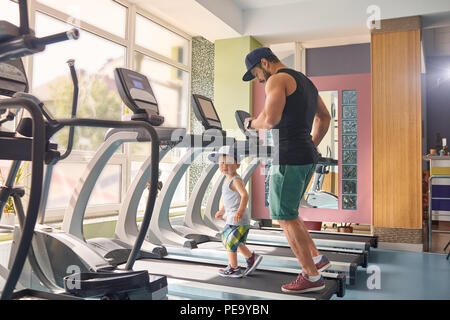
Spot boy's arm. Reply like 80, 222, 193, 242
230, 178, 249, 222
215, 202, 225, 218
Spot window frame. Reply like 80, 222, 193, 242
14, 0, 192, 220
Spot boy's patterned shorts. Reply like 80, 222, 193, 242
221, 224, 250, 252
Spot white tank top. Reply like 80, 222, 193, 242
222, 175, 250, 226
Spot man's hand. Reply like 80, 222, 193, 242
215, 210, 225, 219
244, 117, 255, 131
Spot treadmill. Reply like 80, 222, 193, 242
61, 67, 188, 264
103, 69, 346, 299
149, 95, 365, 284
236, 110, 378, 250
122, 92, 348, 291
197, 106, 376, 256
62, 68, 235, 265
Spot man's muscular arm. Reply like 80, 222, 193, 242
311, 94, 331, 147
246, 75, 286, 130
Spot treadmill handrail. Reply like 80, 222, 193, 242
49, 118, 160, 271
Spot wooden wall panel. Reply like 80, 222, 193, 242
372, 29, 422, 229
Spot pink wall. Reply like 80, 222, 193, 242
251, 73, 372, 225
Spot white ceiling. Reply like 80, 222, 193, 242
128, 0, 241, 41
129, 0, 450, 46
231, 0, 312, 10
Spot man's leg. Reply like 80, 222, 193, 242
278, 218, 319, 276
296, 165, 323, 260
269, 164, 323, 277
297, 216, 321, 259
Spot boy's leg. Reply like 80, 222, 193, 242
241, 243, 264, 276
219, 250, 243, 278
227, 251, 238, 269
219, 225, 244, 277
237, 244, 252, 259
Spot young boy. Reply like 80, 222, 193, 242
209, 145, 263, 278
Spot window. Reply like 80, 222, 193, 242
133, 52, 189, 206
342, 90, 358, 210
0, 161, 12, 185
46, 163, 121, 209
131, 158, 188, 214
270, 43, 295, 69
0, 1, 191, 221
0, 0, 19, 25
135, 14, 189, 65
37, 0, 127, 38
33, 12, 126, 152
134, 52, 189, 129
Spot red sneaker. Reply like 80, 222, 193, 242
281, 274, 325, 294
315, 255, 331, 272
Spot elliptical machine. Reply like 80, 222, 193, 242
0, 0, 166, 300
3, 64, 168, 299
0, 0, 78, 300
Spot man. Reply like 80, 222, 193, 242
242, 47, 331, 293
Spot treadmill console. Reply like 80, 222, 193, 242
0, 59, 28, 97
114, 68, 164, 126
192, 94, 223, 131
0, 58, 28, 137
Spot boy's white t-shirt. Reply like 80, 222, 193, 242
222, 175, 250, 226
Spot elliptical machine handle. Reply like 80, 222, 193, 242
31, 29, 79, 48
59, 59, 79, 161
0, 0, 79, 62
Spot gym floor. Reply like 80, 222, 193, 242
2, 212, 449, 300
332, 249, 449, 300
4, 240, 446, 300
165, 247, 450, 300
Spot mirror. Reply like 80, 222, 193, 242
303, 90, 339, 209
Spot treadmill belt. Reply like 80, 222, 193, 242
133, 259, 339, 300
310, 233, 374, 247
251, 229, 372, 250
261, 228, 377, 248
197, 241, 363, 266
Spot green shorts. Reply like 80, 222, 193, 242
269, 164, 315, 221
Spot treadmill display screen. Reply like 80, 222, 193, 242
198, 97, 219, 121
132, 79, 144, 90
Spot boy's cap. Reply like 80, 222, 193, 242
242, 47, 274, 82
208, 145, 243, 164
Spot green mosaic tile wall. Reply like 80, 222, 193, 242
189, 37, 215, 200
